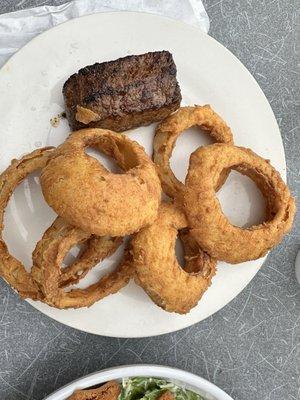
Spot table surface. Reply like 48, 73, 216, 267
0, 1, 299, 400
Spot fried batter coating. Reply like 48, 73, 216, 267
0, 148, 53, 299
32, 218, 133, 309
67, 380, 121, 400
184, 144, 296, 263
41, 128, 161, 236
153, 105, 233, 198
133, 202, 216, 313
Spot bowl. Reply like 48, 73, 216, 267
45, 364, 233, 400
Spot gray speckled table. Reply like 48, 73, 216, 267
0, 1, 299, 399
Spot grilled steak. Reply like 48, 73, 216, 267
63, 51, 181, 132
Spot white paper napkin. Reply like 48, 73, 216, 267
0, 0, 209, 67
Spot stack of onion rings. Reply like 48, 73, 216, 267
184, 143, 296, 263
0, 148, 133, 306
40, 128, 161, 236
0, 103, 295, 314
153, 105, 233, 198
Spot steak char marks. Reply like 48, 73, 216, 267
63, 51, 181, 132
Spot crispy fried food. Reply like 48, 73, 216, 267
132, 202, 216, 314
59, 232, 122, 288
32, 217, 122, 290
67, 380, 121, 400
32, 218, 133, 309
0, 148, 53, 299
153, 105, 233, 198
40, 128, 161, 236
184, 143, 296, 263
158, 392, 175, 400
0, 148, 124, 303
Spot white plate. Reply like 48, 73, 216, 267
44, 365, 233, 400
0, 12, 285, 337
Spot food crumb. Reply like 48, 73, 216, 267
50, 112, 66, 127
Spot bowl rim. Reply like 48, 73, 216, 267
44, 364, 233, 400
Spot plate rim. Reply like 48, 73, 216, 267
0, 11, 286, 337
44, 364, 234, 400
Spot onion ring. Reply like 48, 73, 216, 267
40, 128, 161, 236
32, 217, 122, 289
32, 219, 133, 309
184, 143, 296, 263
153, 105, 233, 198
132, 202, 216, 314
0, 148, 53, 299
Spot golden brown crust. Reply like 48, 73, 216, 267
32, 216, 122, 289
41, 128, 161, 236
157, 392, 175, 400
184, 143, 296, 263
132, 202, 216, 314
153, 105, 233, 199
32, 218, 133, 309
0, 148, 127, 305
76, 106, 101, 124
59, 234, 122, 287
67, 380, 121, 400
0, 148, 53, 299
